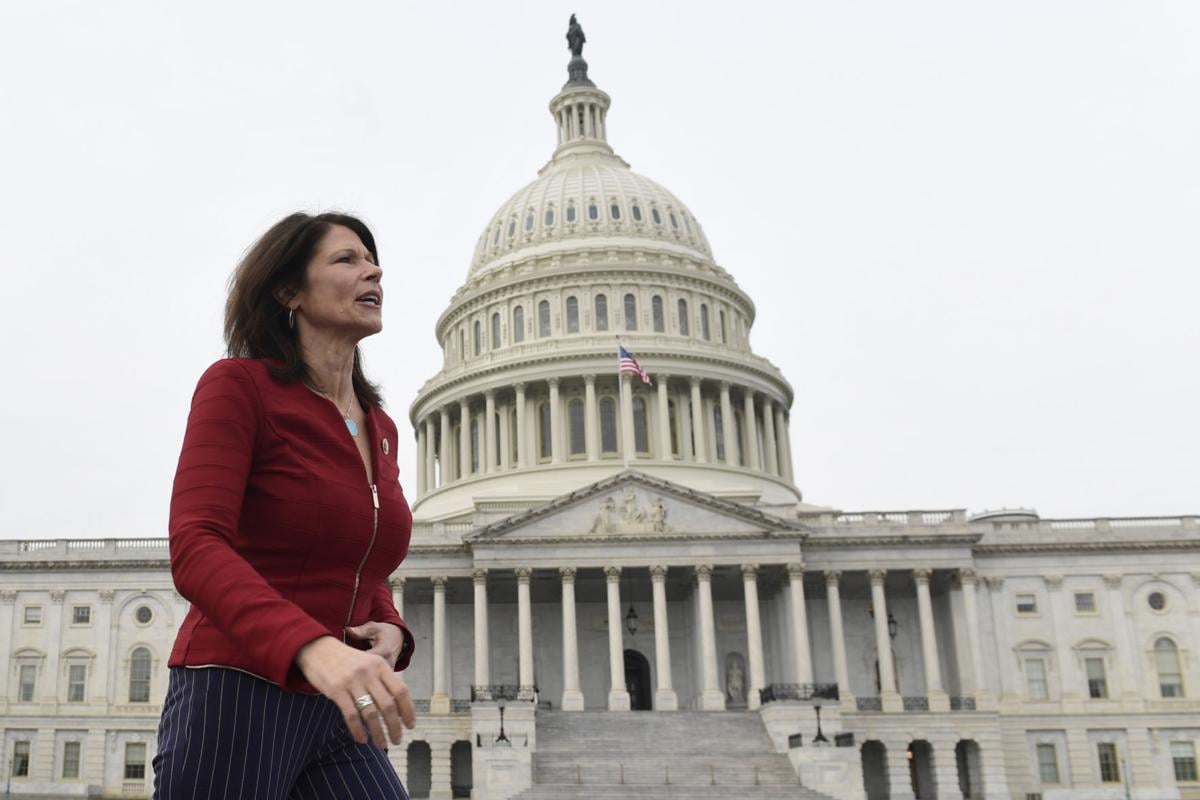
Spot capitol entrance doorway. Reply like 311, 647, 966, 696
624, 650, 652, 710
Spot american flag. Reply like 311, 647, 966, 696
618, 346, 652, 385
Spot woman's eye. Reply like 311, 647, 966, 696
337, 255, 353, 263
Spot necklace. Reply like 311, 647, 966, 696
314, 387, 359, 437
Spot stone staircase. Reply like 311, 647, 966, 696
509, 710, 834, 799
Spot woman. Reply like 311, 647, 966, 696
153, 212, 417, 799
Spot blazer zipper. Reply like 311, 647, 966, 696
343, 483, 380, 641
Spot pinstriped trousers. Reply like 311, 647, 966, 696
153, 666, 409, 799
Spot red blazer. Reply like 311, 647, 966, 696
167, 358, 415, 693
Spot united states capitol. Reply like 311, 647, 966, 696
3, 18, 1198, 800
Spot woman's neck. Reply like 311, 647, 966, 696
300, 335, 358, 407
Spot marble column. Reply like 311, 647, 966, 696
650, 565, 677, 710
548, 378, 563, 464
959, 569, 992, 706
584, 374, 599, 461
825, 571, 854, 705
742, 390, 760, 470
391, 577, 405, 619
439, 408, 452, 484
425, 418, 436, 491
605, 566, 631, 710
696, 565, 726, 710
676, 388, 693, 461
786, 563, 813, 684
930, 735, 966, 800
458, 399, 470, 478
914, 568, 949, 711
560, 568, 584, 711
498, 401, 511, 470
416, 421, 427, 497
484, 389, 497, 474
1104, 573, 1141, 705
1044, 574, 1081, 708
656, 375, 672, 459
472, 569, 489, 697
431, 744, 453, 800
886, 740, 918, 800
775, 405, 793, 483
742, 564, 766, 710
431, 576, 449, 714
516, 567, 534, 700
719, 382, 735, 465
690, 377, 708, 463
870, 569, 901, 711
620, 374, 636, 463
514, 383, 527, 468
761, 398, 779, 475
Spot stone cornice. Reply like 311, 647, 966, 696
801, 533, 982, 548
0, 560, 172, 571
974, 540, 1200, 554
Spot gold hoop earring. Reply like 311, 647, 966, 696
288, 308, 295, 329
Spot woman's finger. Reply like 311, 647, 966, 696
335, 689, 370, 745
366, 674, 405, 745
349, 684, 388, 748
383, 671, 418, 730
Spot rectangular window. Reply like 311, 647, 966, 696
62, 741, 81, 779
1073, 592, 1096, 613
1098, 742, 1120, 783
124, 742, 147, 780
13, 741, 31, 777
1025, 658, 1048, 700
1085, 657, 1108, 699
67, 664, 87, 702
18, 664, 37, 702
1173, 741, 1198, 783
1015, 593, 1037, 614
23, 605, 42, 625
1036, 743, 1060, 784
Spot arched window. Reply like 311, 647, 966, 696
594, 294, 608, 331
1156, 638, 1185, 697
651, 207, 662, 225
493, 226, 501, 246
470, 418, 480, 473
669, 212, 679, 229
720, 309, 727, 344
566, 296, 579, 334
537, 402, 552, 461
473, 320, 482, 356
459, 329, 466, 361
566, 203, 577, 223
624, 294, 638, 331
507, 219, 516, 239
610, 203, 621, 220
538, 300, 551, 337
524, 212, 534, 232
700, 304, 710, 341
734, 409, 745, 466
129, 647, 151, 703
512, 306, 525, 344
568, 399, 585, 455
677, 299, 689, 336
713, 406, 726, 462
632, 397, 649, 455
509, 407, 519, 464
632, 204, 643, 222
599, 397, 618, 454
652, 296, 665, 332
588, 202, 599, 221
491, 312, 501, 349
544, 208, 556, 227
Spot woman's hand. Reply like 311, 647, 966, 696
294, 635, 416, 748
345, 621, 405, 668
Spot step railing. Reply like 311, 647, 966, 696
759, 682, 839, 704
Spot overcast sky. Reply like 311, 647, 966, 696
0, 2, 1196, 540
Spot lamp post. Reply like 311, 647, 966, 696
812, 704, 829, 745
887, 612, 898, 639
495, 697, 510, 745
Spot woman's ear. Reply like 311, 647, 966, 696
272, 284, 298, 309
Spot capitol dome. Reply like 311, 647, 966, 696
409, 40, 800, 520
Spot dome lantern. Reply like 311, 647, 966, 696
550, 15, 616, 162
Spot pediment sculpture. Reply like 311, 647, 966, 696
590, 487, 672, 534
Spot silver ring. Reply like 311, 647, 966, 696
354, 693, 375, 710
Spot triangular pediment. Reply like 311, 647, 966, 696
467, 471, 808, 543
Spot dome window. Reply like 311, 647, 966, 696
473, 320, 482, 356
491, 312, 501, 349
700, 304, 711, 341
524, 213, 534, 232
624, 294, 638, 332
682, 214, 692, 233
599, 397, 618, 454
632, 397, 650, 455
566, 296, 580, 334
538, 300, 551, 338
610, 203, 621, 220
493, 226, 501, 245
719, 310, 727, 344
632, 204, 643, 222
652, 296, 665, 333
566, 204, 577, 223
507, 220, 516, 238
537, 402, 552, 461
568, 399, 585, 456
669, 212, 679, 229
677, 299, 689, 336
594, 294, 608, 332
651, 207, 662, 225
512, 306, 525, 344
588, 202, 599, 221
544, 208, 555, 227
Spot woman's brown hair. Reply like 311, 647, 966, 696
224, 211, 383, 407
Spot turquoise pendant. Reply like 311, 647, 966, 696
345, 418, 359, 437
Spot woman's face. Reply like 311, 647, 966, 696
292, 225, 383, 342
